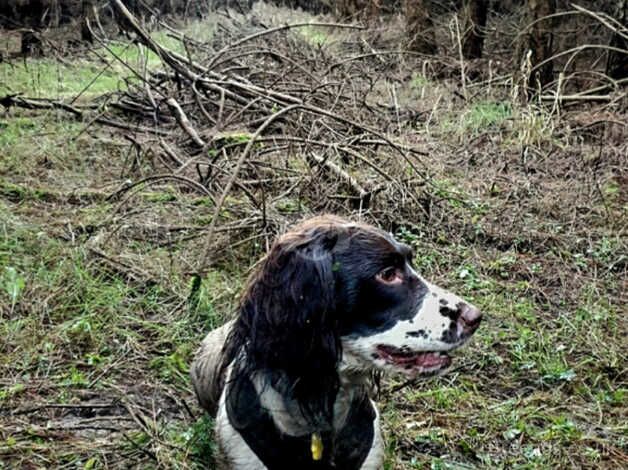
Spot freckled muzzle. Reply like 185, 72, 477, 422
373, 296, 483, 376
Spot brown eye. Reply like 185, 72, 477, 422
376, 267, 403, 285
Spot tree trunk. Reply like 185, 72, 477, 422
462, 0, 488, 59
80, 0, 95, 43
527, 0, 556, 88
606, 0, 627, 79
404, 0, 436, 54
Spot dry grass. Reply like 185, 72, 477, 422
1, 3, 626, 469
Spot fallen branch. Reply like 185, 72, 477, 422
0, 94, 171, 136
308, 153, 370, 200
166, 97, 206, 147
539, 93, 613, 101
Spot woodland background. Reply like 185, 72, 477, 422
0, 1, 626, 468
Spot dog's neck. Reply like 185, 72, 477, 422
251, 368, 371, 436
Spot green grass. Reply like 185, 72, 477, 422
0, 113, 130, 202
0, 195, 228, 466
389, 223, 626, 468
2, 128, 626, 469
0, 87, 225, 466
463, 101, 511, 133
432, 97, 565, 155
410, 73, 430, 91
0, 57, 124, 98
0, 28, 197, 99
0, 116, 44, 150
298, 25, 329, 46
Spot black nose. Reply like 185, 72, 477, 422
457, 303, 482, 334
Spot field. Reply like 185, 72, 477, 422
1, 3, 626, 469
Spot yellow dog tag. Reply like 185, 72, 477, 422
311, 432, 323, 461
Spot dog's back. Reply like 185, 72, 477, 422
190, 320, 233, 415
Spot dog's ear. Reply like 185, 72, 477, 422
230, 226, 342, 428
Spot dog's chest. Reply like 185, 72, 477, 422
224, 376, 376, 469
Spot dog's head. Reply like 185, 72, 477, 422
226, 215, 482, 425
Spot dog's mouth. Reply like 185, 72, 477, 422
376, 345, 452, 375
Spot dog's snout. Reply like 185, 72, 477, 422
457, 303, 482, 333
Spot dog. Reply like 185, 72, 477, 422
191, 215, 482, 469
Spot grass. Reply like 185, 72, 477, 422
0, 116, 85, 179
390, 227, 626, 468
0, 192, 227, 466
1, 11, 626, 470
0, 102, 229, 466
463, 101, 511, 133
437, 100, 512, 137
3, 113, 624, 468
299, 25, 329, 46
0, 25, 208, 99
0, 57, 124, 97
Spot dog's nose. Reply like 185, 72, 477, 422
457, 303, 482, 334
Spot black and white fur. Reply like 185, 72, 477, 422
191, 215, 482, 469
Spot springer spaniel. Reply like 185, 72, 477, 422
191, 215, 482, 469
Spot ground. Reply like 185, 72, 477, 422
0, 5, 626, 470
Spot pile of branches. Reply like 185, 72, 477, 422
100, 0, 439, 271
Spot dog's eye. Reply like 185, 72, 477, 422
376, 267, 403, 285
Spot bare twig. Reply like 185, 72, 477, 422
309, 152, 370, 200
572, 3, 628, 42
165, 97, 206, 147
